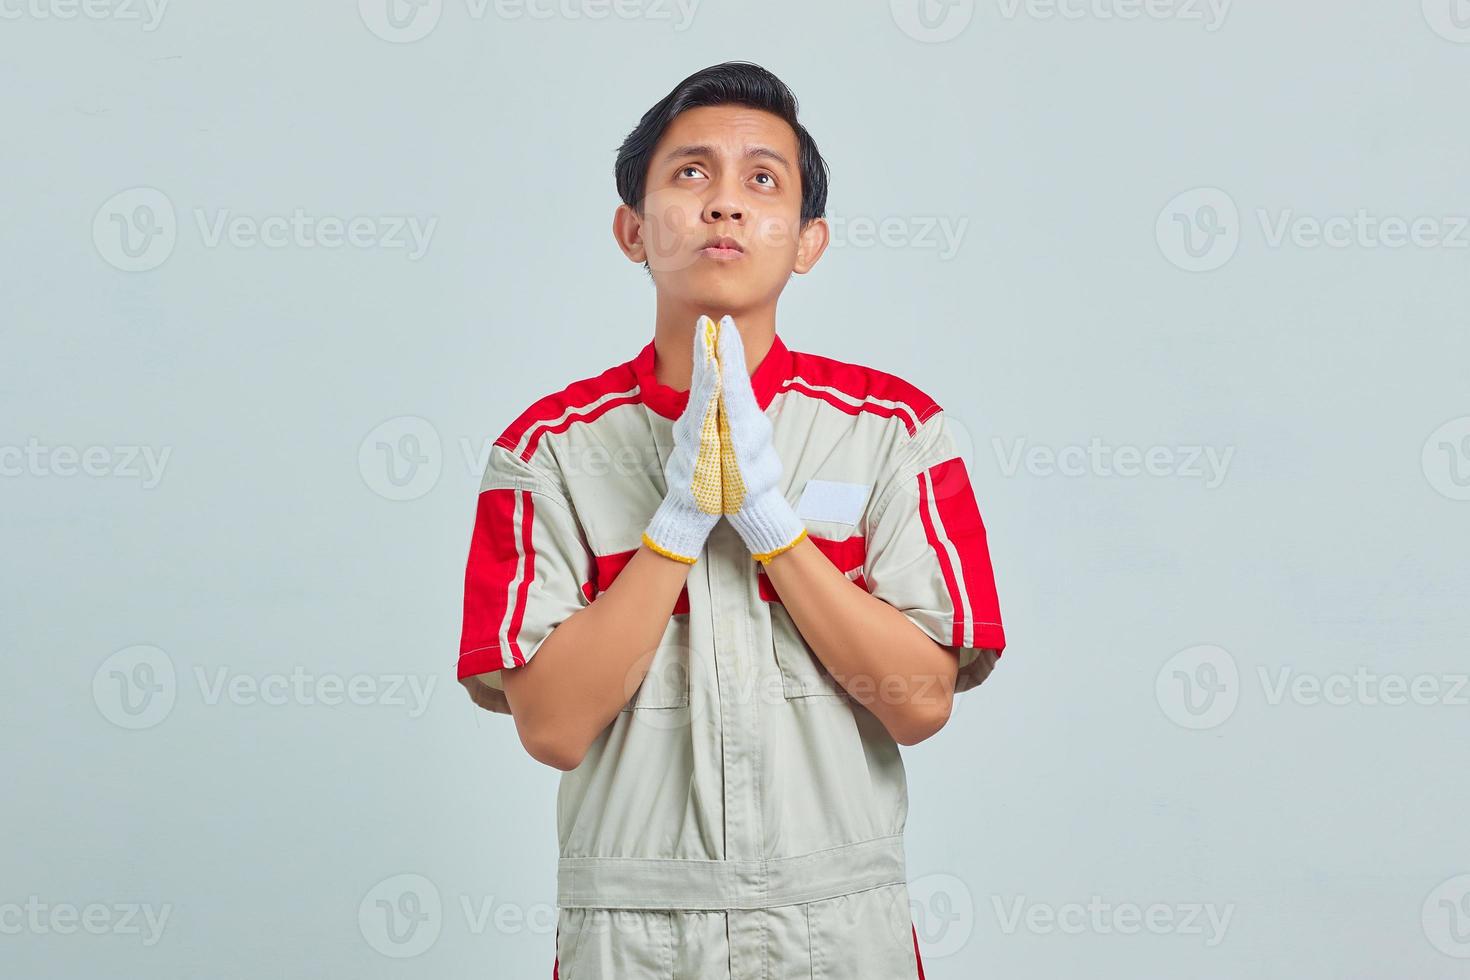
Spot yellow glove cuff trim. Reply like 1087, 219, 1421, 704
751, 526, 808, 565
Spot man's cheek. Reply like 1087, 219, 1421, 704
640, 187, 705, 272
750, 215, 798, 253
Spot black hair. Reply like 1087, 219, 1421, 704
614, 61, 829, 225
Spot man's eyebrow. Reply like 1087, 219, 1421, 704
660, 143, 793, 172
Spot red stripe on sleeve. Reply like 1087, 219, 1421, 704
927, 457, 1006, 653
457, 487, 531, 678
504, 490, 536, 666
915, 467, 967, 647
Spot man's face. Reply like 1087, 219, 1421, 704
616, 104, 827, 314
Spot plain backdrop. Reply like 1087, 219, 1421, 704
3, 1, 1469, 977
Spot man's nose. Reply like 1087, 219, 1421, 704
703, 203, 744, 222
703, 181, 744, 223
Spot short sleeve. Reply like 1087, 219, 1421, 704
456, 443, 595, 714
863, 410, 1007, 694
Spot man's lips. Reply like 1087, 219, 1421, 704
700, 237, 745, 261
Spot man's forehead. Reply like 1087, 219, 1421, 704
654, 105, 799, 161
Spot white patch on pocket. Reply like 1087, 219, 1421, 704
795, 479, 872, 526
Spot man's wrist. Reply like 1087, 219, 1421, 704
728, 487, 807, 563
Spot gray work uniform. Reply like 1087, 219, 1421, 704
457, 333, 1007, 978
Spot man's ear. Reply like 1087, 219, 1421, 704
613, 203, 647, 264
793, 217, 830, 275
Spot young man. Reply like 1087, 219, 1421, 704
457, 62, 1007, 979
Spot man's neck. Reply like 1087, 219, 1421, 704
651, 298, 776, 391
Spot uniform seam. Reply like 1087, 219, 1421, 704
867, 414, 945, 529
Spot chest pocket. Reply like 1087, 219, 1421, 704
618, 613, 691, 710
771, 604, 851, 700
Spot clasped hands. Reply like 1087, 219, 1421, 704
642, 315, 808, 565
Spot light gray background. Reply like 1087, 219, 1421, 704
3, 1, 1468, 976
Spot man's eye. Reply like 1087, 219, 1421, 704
753, 172, 775, 187
679, 166, 704, 179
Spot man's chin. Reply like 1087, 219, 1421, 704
660, 275, 767, 318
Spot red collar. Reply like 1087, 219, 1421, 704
630, 330, 794, 421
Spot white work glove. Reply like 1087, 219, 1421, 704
641, 315, 726, 564
714, 315, 809, 564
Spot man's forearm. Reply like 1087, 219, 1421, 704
762, 536, 959, 745
503, 545, 692, 769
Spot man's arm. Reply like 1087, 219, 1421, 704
500, 545, 692, 771
762, 538, 959, 745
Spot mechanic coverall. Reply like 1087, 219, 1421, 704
457, 331, 1007, 978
